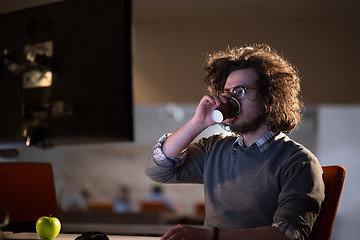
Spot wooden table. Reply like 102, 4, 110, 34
2, 232, 161, 240
61, 223, 174, 236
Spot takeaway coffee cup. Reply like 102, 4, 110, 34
211, 97, 241, 123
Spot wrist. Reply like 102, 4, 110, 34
189, 116, 211, 131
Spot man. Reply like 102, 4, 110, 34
145, 44, 325, 240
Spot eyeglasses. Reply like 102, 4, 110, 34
220, 85, 258, 100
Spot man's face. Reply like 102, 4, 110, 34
223, 68, 266, 134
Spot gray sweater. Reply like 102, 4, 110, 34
145, 132, 325, 239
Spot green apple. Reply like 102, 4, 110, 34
36, 216, 61, 240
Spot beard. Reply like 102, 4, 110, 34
227, 110, 267, 134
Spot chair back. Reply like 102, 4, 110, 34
308, 165, 346, 240
140, 201, 168, 213
0, 162, 58, 232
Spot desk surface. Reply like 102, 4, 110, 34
61, 223, 174, 236
3, 232, 160, 240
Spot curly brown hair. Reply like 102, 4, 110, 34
203, 43, 303, 133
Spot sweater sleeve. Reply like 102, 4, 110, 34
273, 147, 325, 240
144, 134, 205, 184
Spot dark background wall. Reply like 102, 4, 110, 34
132, 0, 360, 104
1, 0, 359, 104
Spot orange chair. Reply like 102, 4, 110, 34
0, 162, 58, 232
195, 202, 205, 218
88, 201, 113, 212
308, 165, 346, 240
140, 201, 168, 213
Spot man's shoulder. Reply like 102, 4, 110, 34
274, 133, 318, 161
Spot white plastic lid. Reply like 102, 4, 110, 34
211, 109, 224, 123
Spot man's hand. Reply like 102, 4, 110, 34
161, 224, 289, 240
161, 224, 212, 240
162, 94, 234, 159
193, 94, 231, 126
